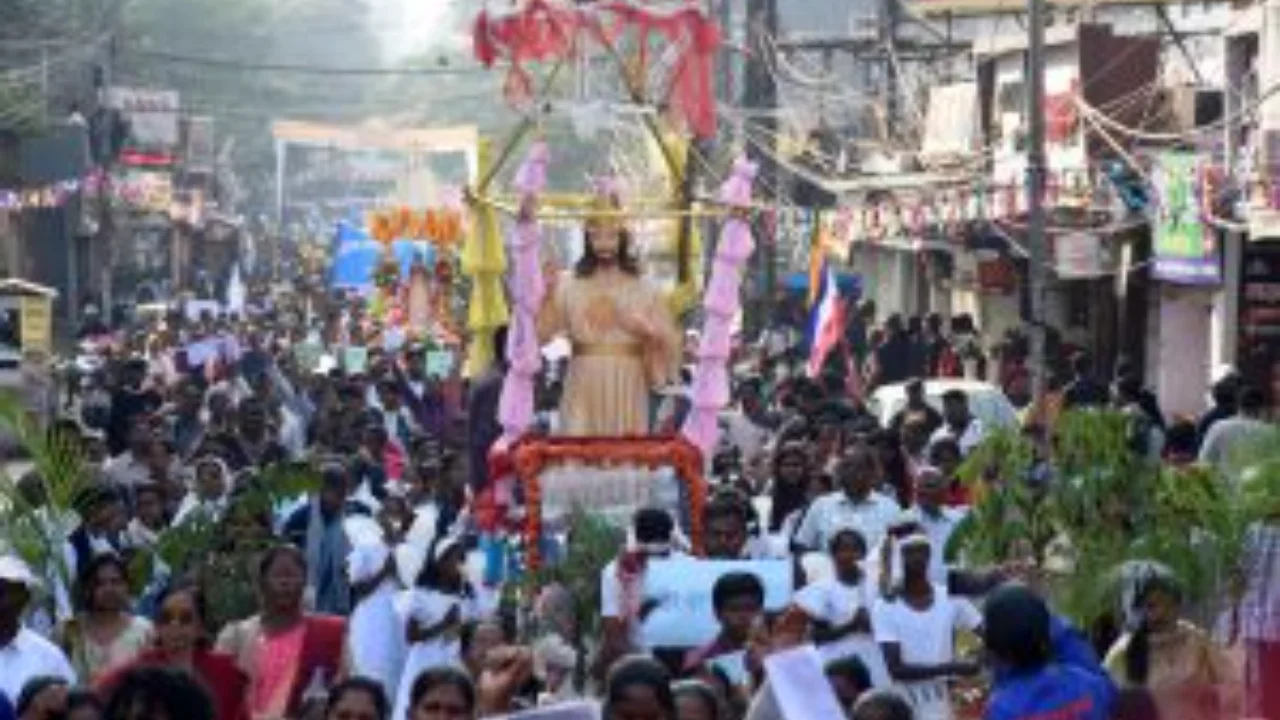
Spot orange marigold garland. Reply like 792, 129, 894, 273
512, 435, 708, 570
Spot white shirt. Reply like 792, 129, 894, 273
0, 628, 76, 701
930, 418, 985, 456
794, 491, 903, 552
872, 589, 982, 719
1198, 416, 1270, 479
794, 575, 890, 687
348, 581, 406, 700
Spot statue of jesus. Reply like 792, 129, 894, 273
536, 198, 680, 436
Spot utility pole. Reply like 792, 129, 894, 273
744, 0, 777, 333
880, 0, 901, 140
1026, 0, 1048, 399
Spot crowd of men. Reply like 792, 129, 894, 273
0, 293, 1274, 720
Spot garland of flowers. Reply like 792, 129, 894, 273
513, 436, 708, 569
681, 157, 757, 457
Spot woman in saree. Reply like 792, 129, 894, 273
215, 545, 345, 720
97, 581, 247, 720
1104, 570, 1239, 720
57, 554, 152, 684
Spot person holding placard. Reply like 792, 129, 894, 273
682, 572, 766, 684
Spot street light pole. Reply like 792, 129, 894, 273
1026, 0, 1048, 400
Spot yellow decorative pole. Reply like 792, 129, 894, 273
462, 139, 509, 377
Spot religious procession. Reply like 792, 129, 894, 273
2, 0, 1280, 720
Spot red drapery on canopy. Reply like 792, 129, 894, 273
473, 0, 721, 138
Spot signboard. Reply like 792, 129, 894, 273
1152, 152, 1221, 285
1238, 243, 1280, 405
1053, 232, 1109, 278
18, 297, 51, 354
184, 116, 215, 173
641, 558, 793, 648
426, 350, 454, 379
343, 345, 369, 374
106, 87, 180, 148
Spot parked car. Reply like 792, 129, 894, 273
868, 379, 1019, 430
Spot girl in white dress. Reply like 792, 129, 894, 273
391, 534, 490, 720
792, 527, 890, 687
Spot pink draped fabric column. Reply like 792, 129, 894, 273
497, 142, 550, 441
681, 157, 757, 457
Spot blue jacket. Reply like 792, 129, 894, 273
987, 615, 1115, 720
986, 664, 1114, 720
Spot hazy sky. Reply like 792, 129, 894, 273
372, 0, 466, 61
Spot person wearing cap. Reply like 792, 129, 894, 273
343, 542, 405, 701
0, 557, 76, 703
983, 583, 1114, 720
871, 532, 982, 719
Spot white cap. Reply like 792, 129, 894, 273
0, 556, 39, 588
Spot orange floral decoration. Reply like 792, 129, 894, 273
511, 435, 708, 569
369, 213, 394, 245
423, 209, 441, 242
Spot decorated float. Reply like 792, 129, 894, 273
445, 0, 757, 568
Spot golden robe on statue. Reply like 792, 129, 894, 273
537, 268, 680, 436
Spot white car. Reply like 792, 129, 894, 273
868, 379, 1019, 430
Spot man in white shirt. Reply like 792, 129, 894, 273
1199, 385, 1271, 480
795, 444, 902, 553
599, 508, 680, 670
930, 389, 985, 456
0, 557, 76, 702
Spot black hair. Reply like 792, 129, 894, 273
703, 493, 750, 526
671, 680, 723, 720
1112, 688, 1162, 720
409, 666, 475, 714
326, 676, 390, 720
1211, 375, 1240, 406
73, 483, 122, 517
15, 676, 69, 716
576, 216, 640, 277
76, 552, 130, 613
604, 655, 675, 717
1124, 570, 1183, 685
1240, 385, 1267, 413
257, 543, 307, 583
66, 688, 103, 715
633, 507, 674, 545
851, 689, 914, 720
825, 656, 872, 693
1071, 351, 1092, 375
769, 443, 810, 533
1164, 419, 1196, 457
103, 666, 215, 720
941, 388, 968, 405
416, 537, 469, 596
319, 462, 349, 492
828, 527, 868, 557
153, 579, 212, 639
927, 437, 962, 465
982, 583, 1052, 671
711, 572, 764, 613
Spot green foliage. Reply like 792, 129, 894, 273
954, 409, 1253, 625
525, 507, 624, 690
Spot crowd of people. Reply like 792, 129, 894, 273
0, 287, 1274, 720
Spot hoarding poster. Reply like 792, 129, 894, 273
1152, 152, 1221, 285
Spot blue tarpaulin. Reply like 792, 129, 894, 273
784, 271, 861, 297
329, 221, 436, 290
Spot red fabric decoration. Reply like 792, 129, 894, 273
1044, 80, 1080, 143
472, 0, 721, 137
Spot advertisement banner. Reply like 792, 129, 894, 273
1153, 152, 1221, 285
18, 297, 51, 354
107, 87, 180, 148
